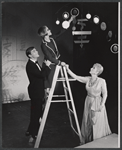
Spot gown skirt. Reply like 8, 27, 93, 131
81, 94, 112, 144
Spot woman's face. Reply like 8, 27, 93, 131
89, 65, 98, 75
44, 26, 52, 36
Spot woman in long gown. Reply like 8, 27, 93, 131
66, 63, 111, 144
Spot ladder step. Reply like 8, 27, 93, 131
51, 100, 72, 103
57, 78, 76, 81
53, 95, 65, 97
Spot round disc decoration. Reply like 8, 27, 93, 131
110, 43, 118, 54
70, 8, 79, 17
100, 22, 107, 31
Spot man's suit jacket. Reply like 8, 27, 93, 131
26, 59, 50, 99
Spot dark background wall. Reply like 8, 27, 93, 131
71, 3, 118, 108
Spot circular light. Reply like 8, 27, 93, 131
62, 20, 70, 29
106, 30, 113, 42
93, 16, 100, 24
100, 22, 107, 31
110, 43, 118, 54
62, 12, 69, 19
56, 20, 60, 25
108, 30, 112, 38
70, 8, 79, 17
86, 13, 91, 19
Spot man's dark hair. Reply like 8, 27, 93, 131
26, 46, 35, 58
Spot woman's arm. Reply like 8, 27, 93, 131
66, 67, 89, 83
53, 29, 67, 39
101, 79, 108, 106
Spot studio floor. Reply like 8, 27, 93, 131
2, 99, 118, 148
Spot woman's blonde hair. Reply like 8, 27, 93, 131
94, 63, 104, 76
37, 26, 47, 37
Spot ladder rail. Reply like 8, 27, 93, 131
60, 67, 74, 127
63, 66, 82, 143
71, 124, 80, 136
34, 66, 60, 148
68, 108, 74, 114
34, 65, 82, 148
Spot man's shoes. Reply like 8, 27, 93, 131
29, 137, 35, 143
25, 131, 30, 136
29, 135, 37, 143
45, 88, 50, 98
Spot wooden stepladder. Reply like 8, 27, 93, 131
34, 65, 82, 148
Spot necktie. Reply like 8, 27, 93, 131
35, 61, 41, 71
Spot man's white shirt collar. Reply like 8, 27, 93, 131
30, 58, 36, 63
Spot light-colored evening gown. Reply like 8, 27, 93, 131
81, 77, 111, 144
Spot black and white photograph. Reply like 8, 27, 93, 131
2, 1, 120, 148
